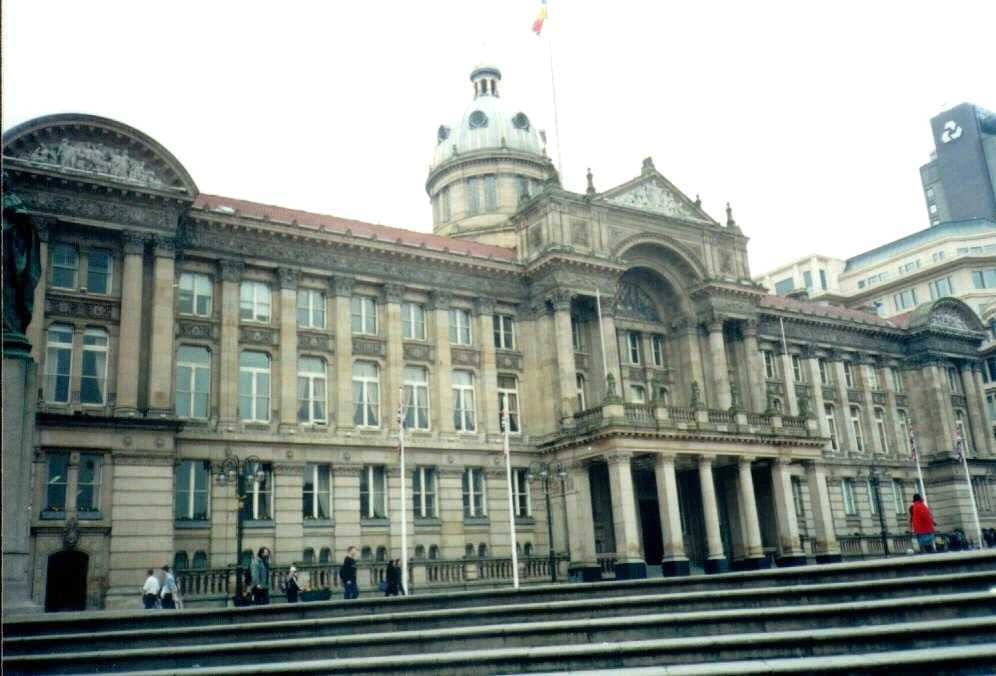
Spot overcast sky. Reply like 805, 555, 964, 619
3, 0, 994, 275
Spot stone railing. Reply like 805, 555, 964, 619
624, 403, 656, 425
669, 406, 696, 424
573, 406, 603, 431
837, 534, 917, 558
707, 409, 735, 424
781, 415, 808, 430
745, 413, 769, 426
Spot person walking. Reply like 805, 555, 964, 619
910, 494, 937, 554
160, 565, 178, 609
340, 546, 359, 600
384, 559, 401, 597
285, 565, 301, 604
142, 569, 160, 609
250, 547, 272, 605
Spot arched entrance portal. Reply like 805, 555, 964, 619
45, 550, 89, 612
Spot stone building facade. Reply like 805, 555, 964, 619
4, 67, 996, 610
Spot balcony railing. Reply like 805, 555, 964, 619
573, 402, 816, 438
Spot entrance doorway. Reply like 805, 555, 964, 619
634, 467, 663, 564
45, 550, 89, 612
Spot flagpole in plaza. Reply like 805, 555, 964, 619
503, 406, 520, 589
955, 433, 984, 548
909, 430, 928, 505
398, 387, 409, 595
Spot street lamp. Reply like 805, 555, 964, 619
528, 461, 568, 582
868, 466, 890, 557
215, 453, 263, 604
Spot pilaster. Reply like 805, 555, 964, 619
970, 365, 995, 455
429, 291, 454, 434
332, 464, 362, 560
114, 232, 147, 416
778, 348, 798, 416
737, 457, 765, 562
832, 356, 858, 452
476, 297, 500, 435
147, 236, 176, 415
550, 290, 578, 428
278, 268, 299, 431
805, 461, 841, 562
770, 458, 805, 565
565, 462, 600, 580
332, 277, 354, 432
383, 283, 404, 433
742, 320, 766, 413
273, 461, 304, 563
961, 364, 988, 455
804, 354, 831, 444
26, 217, 52, 365
860, 360, 881, 454
218, 260, 244, 426
485, 466, 510, 557
707, 318, 732, 410
437, 466, 464, 560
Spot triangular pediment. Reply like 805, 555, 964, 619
600, 162, 714, 224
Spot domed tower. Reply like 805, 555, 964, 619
427, 65, 556, 247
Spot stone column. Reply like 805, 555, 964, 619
273, 462, 303, 563
114, 232, 147, 416
383, 283, 404, 433
971, 365, 995, 455
218, 260, 244, 426
832, 355, 859, 452
485, 467, 512, 556
606, 452, 647, 579
146, 237, 176, 416
770, 458, 805, 565
676, 319, 706, 407
429, 292, 454, 434
550, 290, 578, 428
476, 297, 500, 435
737, 457, 765, 565
742, 320, 767, 413
804, 352, 830, 441
922, 362, 956, 454
707, 318, 732, 410
961, 363, 988, 455
881, 363, 905, 459
654, 454, 689, 576
598, 300, 624, 402
332, 465, 363, 560
779, 348, 799, 416
860, 360, 882, 454
805, 461, 841, 562
332, 277, 354, 432
278, 269, 299, 432
26, 218, 51, 365
698, 455, 728, 573
566, 462, 600, 581
437, 467, 464, 560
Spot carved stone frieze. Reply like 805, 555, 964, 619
46, 294, 119, 322
382, 282, 404, 304
495, 351, 523, 371
847, 389, 863, 404
872, 392, 887, 406
240, 326, 278, 347
451, 347, 481, 368
152, 236, 177, 258
219, 259, 244, 283
14, 186, 175, 230
894, 394, 908, 408
403, 341, 433, 362
176, 319, 217, 341
822, 385, 837, 401
331, 276, 355, 298
428, 290, 452, 311
18, 138, 170, 188
299, 331, 334, 353
278, 267, 299, 290
121, 231, 149, 255
353, 336, 386, 358
606, 180, 702, 220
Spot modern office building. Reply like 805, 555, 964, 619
753, 255, 846, 300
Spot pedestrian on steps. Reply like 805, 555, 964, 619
142, 569, 160, 609
160, 565, 178, 609
385, 559, 402, 597
341, 546, 359, 600
251, 547, 272, 605
285, 565, 301, 603
910, 494, 937, 553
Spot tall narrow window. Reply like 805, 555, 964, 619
297, 288, 326, 329
44, 452, 69, 514
352, 361, 380, 427
867, 479, 879, 515
240, 462, 272, 521
449, 308, 472, 345
298, 356, 328, 424
516, 176, 531, 203
497, 375, 520, 433
629, 384, 647, 403
493, 315, 515, 349
452, 370, 477, 432
87, 250, 112, 294
651, 334, 665, 367
351, 296, 377, 335
462, 467, 487, 517
403, 366, 430, 430
843, 362, 855, 388
850, 406, 864, 452
819, 359, 830, 385
80, 328, 109, 405
792, 354, 804, 382
178, 272, 213, 317
175, 460, 210, 521
512, 468, 531, 517
439, 186, 450, 221
898, 410, 912, 455
867, 366, 880, 390
874, 407, 889, 453
947, 367, 961, 393
76, 453, 102, 514
627, 332, 641, 365
238, 351, 271, 422
51, 243, 79, 290
44, 325, 73, 404
239, 281, 271, 322
955, 409, 972, 451
360, 465, 387, 518
576, 374, 587, 411
842, 479, 858, 516
412, 466, 438, 518
571, 316, 584, 352
763, 350, 776, 379
483, 174, 497, 210
302, 464, 331, 520
791, 477, 806, 524
825, 404, 839, 452
467, 177, 480, 214
401, 302, 426, 340
892, 479, 906, 515
176, 346, 211, 419
891, 367, 903, 392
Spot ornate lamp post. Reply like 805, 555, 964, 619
528, 461, 568, 582
215, 454, 264, 603
868, 466, 890, 557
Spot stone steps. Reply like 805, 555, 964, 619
6, 593, 994, 674
6, 571, 994, 655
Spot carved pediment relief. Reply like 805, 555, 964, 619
606, 179, 703, 221
18, 139, 168, 189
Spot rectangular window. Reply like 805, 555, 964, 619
87, 249, 112, 294
239, 281, 271, 322
401, 302, 427, 341
498, 374, 520, 433
74, 454, 101, 514
302, 464, 331, 520
297, 356, 327, 424
803, 270, 813, 290
825, 404, 839, 452
867, 480, 879, 515
412, 466, 437, 518
875, 407, 889, 453
440, 186, 450, 221
892, 479, 906, 516
512, 468, 531, 518
175, 346, 211, 419
351, 296, 377, 335
360, 465, 387, 518
402, 366, 430, 430
898, 410, 912, 455
890, 367, 903, 392
819, 269, 828, 290
791, 477, 805, 524
972, 477, 993, 513
928, 276, 954, 301
44, 325, 74, 404
897, 260, 921, 275
467, 177, 480, 214
51, 243, 79, 290
627, 332, 641, 364
819, 359, 831, 385
851, 405, 864, 452
452, 370, 477, 432
947, 367, 961, 393
240, 462, 273, 521
844, 362, 854, 388
571, 316, 584, 352
462, 467, 487, 518
44, 452, 69, 514
932, 250, 945, 263
493, 315, 515, 350
449, 308, 472, 345
893, 288, 917, 311
774, 277, 795, 295
175, 460, 210, 521
972, 269, 996, 289
651, 334, 665, 367
352, 361, 381, 427
80, 328, 109, 405
297, 288, 326, 329
763, 350, 776, 379
483, 174, 497, 210
178, 272, 213, 317
238, 351, 271, 422
842, 479, 857, 516
792, 354, 804, 383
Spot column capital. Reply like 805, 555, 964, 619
120, 230, 148, 255
547, 289, 574, 312
799, 343, 817, 359
152, 235, 177, 258
474, 296, 496, 317
331, 276, 355, 298
604, 451, 633, 466
33, 216, 56, 242
706, 316, 725, 334
277, 267, 299, 291
428, 289, 452, 311
697, 453, 717, 466
218, 259, 244, 282
654, 453, 677, 467
825, 348, 844, 362
381, 282, 404, 304
737, 455, 755, 467
742, 318, 759, 337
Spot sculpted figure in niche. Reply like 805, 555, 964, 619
2, 188, 43, 350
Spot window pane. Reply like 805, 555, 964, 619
87, 250, 111, 293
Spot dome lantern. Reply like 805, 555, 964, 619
470, 65, 502, 98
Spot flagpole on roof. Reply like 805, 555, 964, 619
955, 432, 984, 548
535, 0, 563, 176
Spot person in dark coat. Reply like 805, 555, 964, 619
285, 566, 301, 603
385, 559, 402, 597
250, 547, 271, 605
340, 546, 359, 599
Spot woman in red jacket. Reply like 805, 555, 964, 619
909, 494, 936, 553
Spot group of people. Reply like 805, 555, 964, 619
339, 546, 406, 599
141, 565, 180, 610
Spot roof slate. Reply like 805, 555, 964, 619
759, 294, 899, 329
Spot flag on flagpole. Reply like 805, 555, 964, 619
532, 0, 548, 35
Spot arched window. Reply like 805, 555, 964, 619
302, 547, 315, 564
173, 551, 189, 570
524, 543, 533, 556
375, 546, 388, 562
452, 370, 476, 432
176, 346, 211, 419
428, 545, 440, 560
897, 409, 912, 455
360, 546, 372, 561
874, 407, 889, 453
192, 551, 208, 569
772, 397, 783, 413
955, 409, 973, 451
402, 366, 430, 430
238, 351, 271, 422
477, 543, 488, 559
414, 545, 426, 559
319, 547, 332, 564
352, 361, 381, 427
44, 324, 74, 404
465, 544, 475, 558
298, 357, 327, 424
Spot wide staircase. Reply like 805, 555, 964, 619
4, 551, 996, 675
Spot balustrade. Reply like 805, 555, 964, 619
624, 402, 656, 425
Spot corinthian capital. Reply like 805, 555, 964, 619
218, 259, 245, 282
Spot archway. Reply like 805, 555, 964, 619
45, 550, 89, 612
